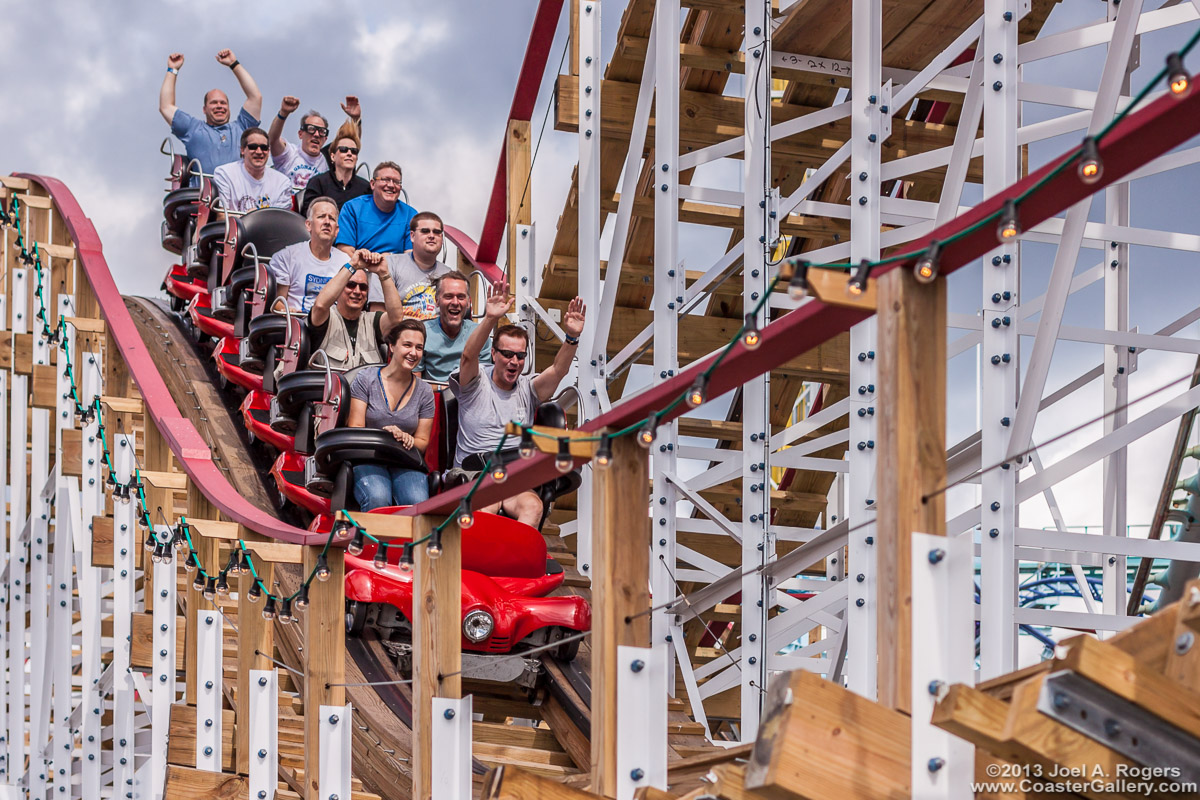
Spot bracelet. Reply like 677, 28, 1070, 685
343, 263, 355, 274
166, 67, 179, 75
276, 112, 287, 121
228, 59, 240, 70
564, 335, 579, 346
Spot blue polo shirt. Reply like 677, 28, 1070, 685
170, 107, 260, 182
334, 194, 417, 254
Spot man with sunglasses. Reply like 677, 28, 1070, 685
159, 50, 264, 184
334, 161, 418, 258
300, 121, 370, 216
366, 212, 450, 319
211, 127, 293, 213
307, 249, 406, 371
450, 276, 586, 526
267, 96, 334, 194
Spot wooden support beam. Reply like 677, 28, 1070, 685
743, 669, 910, 799
337, 508, 414, 541
591, 433, 650, 797
875, 269, 946, 714
302, 544, 345, 800
163, 765, 245, 800
412, 515, 462, 800
503, 422, 600, 458
235, 545, 274, 775
506, 119, 532, 286
482, 764, 603, 799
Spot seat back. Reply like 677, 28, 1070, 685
276, 314, 310, 378
312, 370, 349, 440
238, 208, 309, 262
168, 153, 186, 190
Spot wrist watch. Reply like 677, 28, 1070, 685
166, 67, 179, 75
228, 59, 241, 70
564, 335, 580, 345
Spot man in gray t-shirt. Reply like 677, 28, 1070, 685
365, 211, 451, 319
449, 275, 586, 527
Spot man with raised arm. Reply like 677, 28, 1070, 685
418, 270, 491, 384
267, 97, 329, 194
333, 162, 417, 257
307, 250, 406, 371
159, 49, 264, 181
366, 212, 451, 318
211, 128, 293, 213
268, 196, 351, 313
450, 276, 586, 526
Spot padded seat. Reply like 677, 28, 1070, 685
245, 313, 288, 358
233, 208, 308, 270
162, 187, 200, 235
187, 220, 225, 279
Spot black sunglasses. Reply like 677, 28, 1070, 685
493, 347, 527, 360
416, 227, 443, 236
335, 146, 360, 155
301, 123, 329, 137
345, 282, 369, 292
244, 142, 269, 152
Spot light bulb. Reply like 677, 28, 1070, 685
185, 552, 198, 574
246, 581, 262, 603
555, 438, 573, 473
913, 241, 940, 284
315, 552, 331, 582
278, 599, 293, 625
215, 572, 229, 596
1077, 137, 1102, 185
491, 462, 508, 483
202, 576, 217, 601
519, 428, 536, 459
847, 259, 873, 297
294, 584, 309, 611
638, 417, 658, 448
457, 502, 474, 529
686, 375, 708, 409
997, 199, 1020, 241
595, 434, 613, 469
261, 596, 277, 621
1168, 52, 1190, 98
399, 545, 414, 573
373, 544, 388, 571
347, 530, 365, 557
787, 261, 809, 300
741, 313, 761, 350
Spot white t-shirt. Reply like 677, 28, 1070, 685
366, 252, 451, 318
268, 241, 351, 312
272, 139, 328, 194
212, 162, 293, 213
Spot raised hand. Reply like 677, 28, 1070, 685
353, 249, 385, 272
280, 95, 300, 115
484, 276, 514, 321
215, 49, 237, 67
341, 95, 361, 120
167, 53, 185, 70
563, 296, 586, 338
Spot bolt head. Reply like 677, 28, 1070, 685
630, 659, 645, 673
444, 708, 456, 720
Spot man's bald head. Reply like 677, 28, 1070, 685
203, 89, 231, 126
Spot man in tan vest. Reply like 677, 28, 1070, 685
307, 248, 405, 370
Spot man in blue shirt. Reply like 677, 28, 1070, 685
158, 49, 264, 182
334, 161, 417, 257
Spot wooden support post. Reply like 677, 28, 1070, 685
875, 269, 946, 713
591, 433, 650, 797
506, 119, 532, 287
569, 0, 580, 76
412, 515, 462, 800
302, 544, 345, 800
235, 539, 273, 775
184, 483, 217, 704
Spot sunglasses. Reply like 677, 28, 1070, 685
345, 282, 369, 292
493, 348, 527, 360
301, 123, 329, 137
244, 142, 269, 152
417, 227, 443, 236
335, 146, 360, 155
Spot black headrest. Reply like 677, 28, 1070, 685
236, 208, 309, 262
535, 402, 567, 429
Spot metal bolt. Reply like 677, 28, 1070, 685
867, 133, 877, 143
989, 528, 999, 539
443, 709, 455, 720
203, 747, 213, 757
928, 757, 945, 773
868, 95, 877, 104
1104, 718, 1121, 738
928, 680, 944, 696
880, 105, 889, 113
990, 502, 1001, 512
659, 538, 666, 546
329, 714, 339, 725
748, 656, 757, 665
993, 53, 1003, 63
585, 129, 592, 138
631, 768, 645, 781
1052, 691, 1070, 711
928, 548, 945, 564
1000, 417, 1010, 427
993, 80, 1003, 91
1003, 10, 1013, 20
258, 749, 267, 759
258, 676, 268, 686
205, 681, 213, 690
856, 598, 865, 607
858, 196, 868, 206
630, 659, 645, 673
205, 719, 213, 728
1175, 631, 1194, 655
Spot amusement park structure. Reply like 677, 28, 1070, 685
4, 0, 1200, 798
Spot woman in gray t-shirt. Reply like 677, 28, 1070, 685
346, 320, 436, 509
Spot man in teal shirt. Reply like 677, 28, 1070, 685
418, 271, 490, 384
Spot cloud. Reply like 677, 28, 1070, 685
350, 18, 452, 93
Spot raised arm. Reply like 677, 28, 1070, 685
268, 95, 299, 158
309, 255, 359, 328
531, 296, 585, 403
459, 276, 512, 388
216, 49, 262, 120
159, 53, 184, 125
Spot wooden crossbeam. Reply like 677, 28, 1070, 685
503, 423, 599, 458
337, 508, 414, 541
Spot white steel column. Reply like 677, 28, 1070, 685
51, 301, 77, 800
248, 669, 278, 800
645, 0, 676, 770
79, 351, 104, 799
29, 272, 52, 800
112, 434, 137, 799
0, 290, 9, 787
150, 526, 177, 800
740, 0, 773, 737
847, 0, 882, 700
8, 267, 29, 787
195, 609, 222, 772
979, 0, 1021, 680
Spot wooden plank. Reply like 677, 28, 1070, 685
412, 515, 462, 800
12, 333, 33, 374
187, 517, 243, 541
14, 193, 51, 209
61, 428, 83, 477
1163, 581, 1200, 693
65, 316, 106, 334
244, 539, 305, 564
875, 268, 946, 714
31, 364, 57, 409
503, 423, 600, 458
91, 515, 143, 569
141, 469, 188, 490
31, 241, 74, 260
743, 670, 909, 800
0, 176, 31, 190
591, 433, 650, 796
131, 611, 185, 672
167, 703, 235, 771
163, 764, 245, 800
481, 765, 603, 799
302, 544, 345, 800
236, 545, 274, 775
506, 119, 532, 287
338, 509, 413, 541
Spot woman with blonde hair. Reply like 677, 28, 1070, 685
300, 117, 371, 216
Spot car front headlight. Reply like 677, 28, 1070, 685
462, 609, 494, 643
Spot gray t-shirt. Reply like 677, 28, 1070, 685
349, 368, 436, 435
366, 252, 450, 318
449, 366, 538, 466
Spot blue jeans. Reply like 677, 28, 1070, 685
352, 464, 429, 510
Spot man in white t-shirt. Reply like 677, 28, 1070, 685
211, 127, 293, 213
267, 196, 352, 313
267, 96, 338, 194
366, 211, 451, 318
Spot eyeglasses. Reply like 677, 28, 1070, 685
345, 282, 369, 293
374, 177, 402, 186
301, 123, 329, 138
335, 146, 360, 155
244, 143, 269, 152
417, 227, 443, 236
493, 348, 527, 360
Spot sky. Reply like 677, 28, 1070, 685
2, 0, 1200, 541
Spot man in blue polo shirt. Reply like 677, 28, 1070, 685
334, 161, 417, 257
158, 49, 264, 183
